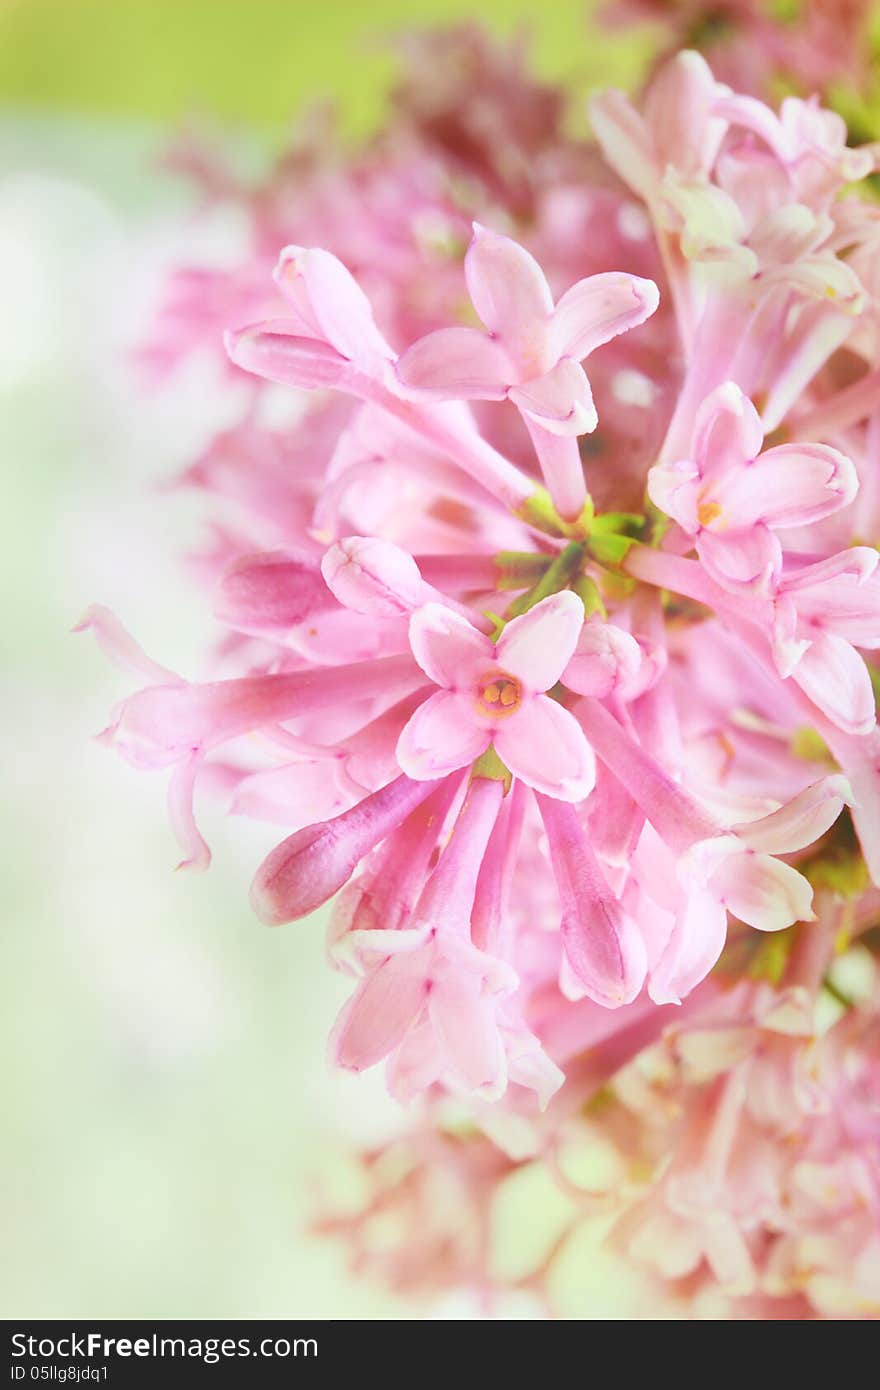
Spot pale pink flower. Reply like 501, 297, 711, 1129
648, 381, 858, 594
395, 222, 659, 518
396, 592, 595, 801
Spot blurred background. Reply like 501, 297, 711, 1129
0, 0, 700, 1320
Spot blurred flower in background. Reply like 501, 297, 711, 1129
6, 0, 880, 1321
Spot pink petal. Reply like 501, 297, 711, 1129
551, 271, 659, 362
274, 245, 394, 370
167, 751, 211, 872
74, 606, 181, 684
709, 850, 814, 932
428, 973, 506, 1094
643, 50, 728, 178
781, 547, 879, 592
232, 760, 361, 830
215, 550, 332, 635
588, 89, 654, 199
822, 725, 880, 886
790, 632, 876, 736
538, 797, 646, 1007
394, 326, 512, 399
396, 691, 490, 780
693, 381, 764, 477
646, 458, 702, 531
321, 537, 427, 618
225, 323, 353, 391
250, 775, 436, 925
408, 602, 493, 689
648, 889, 728, 1006
696, 524, 782, 595
508, 359, 597, 435
733, 775, 851, 855
780, 549, 880, 647
714, 443, 858, 531
495, 697, 595, 802
465, 222, 554, 349
330, 953, 428, 1072
523, 424, 589, 522
495, 590, 585, 691
385, 1020, 444, 1100
563, 620, 644, 699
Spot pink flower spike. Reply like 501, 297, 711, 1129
538, 796, 647, 1007
398, 593, 594, 800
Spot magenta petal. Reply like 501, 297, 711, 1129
396, 691, 490, 780
495, 697, 595, 802
495, 590, 585, 690
408, 602, 493, 688
394, 326, 512, 399
551, 271, 660, 362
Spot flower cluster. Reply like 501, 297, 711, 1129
86, 31, 880, 1317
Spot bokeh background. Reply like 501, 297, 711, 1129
1, 0, 663, 1319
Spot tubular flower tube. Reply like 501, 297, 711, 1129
87, 27, 880, 1318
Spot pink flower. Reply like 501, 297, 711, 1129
772, 548, 880, 735
396, 591, 595, 801
395, 222, 659, 518
649, 381, 858, 594
589, 49, 730, 204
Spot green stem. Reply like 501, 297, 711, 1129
504, 541, 586, 619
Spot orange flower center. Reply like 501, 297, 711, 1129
476, 672, 522, 719
697, 499, 722, 529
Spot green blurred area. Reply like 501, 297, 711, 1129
0, 0, 651, 132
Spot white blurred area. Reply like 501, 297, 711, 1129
0, 113, 418, 1319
